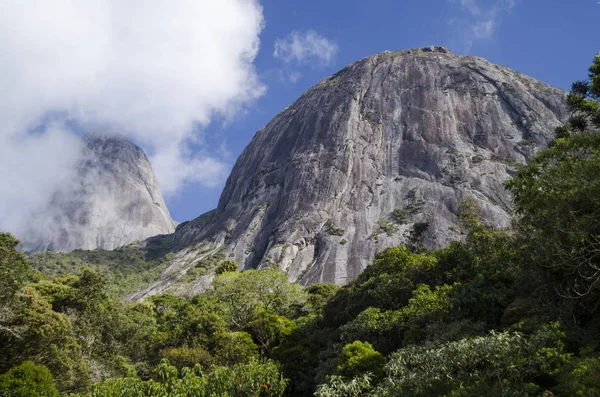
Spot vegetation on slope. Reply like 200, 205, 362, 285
0, 53, 599, 396
29, 245, 170, 298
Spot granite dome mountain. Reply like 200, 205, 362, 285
130, 46, 568, 299
21, 134, 176, 253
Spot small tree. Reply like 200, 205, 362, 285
215, 260, 238, 275
336, 341, 385, 380
244, 310, 295, 357
561, 52, 600, 135
0, 233, 30, 341
0, 361, 60, 397
0, 233, 30, 302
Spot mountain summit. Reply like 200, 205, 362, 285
22, 134, 176, 253
133, 47, 568, 298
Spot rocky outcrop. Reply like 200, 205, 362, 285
22, 134, 176, 252
132, 46, 568, 298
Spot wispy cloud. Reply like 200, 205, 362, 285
472, 19, 496, 39
274, 30, 338, 66
449, 0, 516, 52
288, 72, 303, 84
460, 0, 482, 16
272, 30, 337, 85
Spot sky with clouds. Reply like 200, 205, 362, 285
0, 0, 598, 235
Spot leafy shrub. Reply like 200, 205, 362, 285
323, 245, 437, 326
215, 260, 238, 275
336, 341, 385, 380
317, 324, 570, 396
381, 324, 568, 396
85, 359, 288, 397
0, 361, 59, 397
306, 283, 341, 311
325, 220, 345, 236
159, 346, 213, 370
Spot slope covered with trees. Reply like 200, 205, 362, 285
1, 53, 599, 396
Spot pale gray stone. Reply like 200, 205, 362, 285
22, 134, 176, 252
133, 47, 568, 298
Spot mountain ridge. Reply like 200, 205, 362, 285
129, 46, 568, 299
21, 133, 176, 253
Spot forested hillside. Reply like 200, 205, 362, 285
1, 53, 599, 396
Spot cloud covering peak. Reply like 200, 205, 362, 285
0, 0, 265, 239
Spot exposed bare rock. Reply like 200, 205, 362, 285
134, 47, 568, 298
22, 134, 176, 252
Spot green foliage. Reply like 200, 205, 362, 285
471, 154, 485, 163
0, 361, 59, 397
0, 233, 31, 342
400, 283, 453, 320
392, 201, 424, 224
325, 220, 345, 236
306, 283, 341, 311
490, 154, 516, 165
404, 221, 430, 253
318, 325, 572, 396
434, 201, 517, 327
80, 359, 288, 397
380, 324, 569, 396
566, 52, 600, 130
192, 250, 226, 271
150, 293, 227, 351
212, 331, 259, 366
271, 314, 330, 396
315, 374, 373, 397
338, 284, 453, 353
205, 359, 288, 397
0, 233, 30, 302
554, 355, 600, 396
324, 245, 437, 326
211, 269, 307, 328
2, 287, 88, 392
376, 220, 398, 236
29, 247, 167, 298
506, 53, 600, 300
507, 130, 600, 296
336, 341, 385, 380
158, 346, 213, 370
244, 311, 295, 357
215, 260, 238, 275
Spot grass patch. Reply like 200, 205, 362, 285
325, 220, 345, 236
377, 220, 399, 236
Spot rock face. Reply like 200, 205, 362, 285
134, 46, 568, 298
23, 134, 176, 252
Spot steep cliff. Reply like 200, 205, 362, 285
131, 46, 568, 299
22, 134, 176, 252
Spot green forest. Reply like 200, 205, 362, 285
1, 53, 599, 396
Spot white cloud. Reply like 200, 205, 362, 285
472, 19, 496, 39
289, 72, 303, 84
460, 0, 481, 15
0, 0, 265, 237
0, 123, 84, 238
151, 145, 229, 194
274, 30, 338, 66
450, 0, 516, 51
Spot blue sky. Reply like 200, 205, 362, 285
167, 0, 600, 222
0, 1, 597, 237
